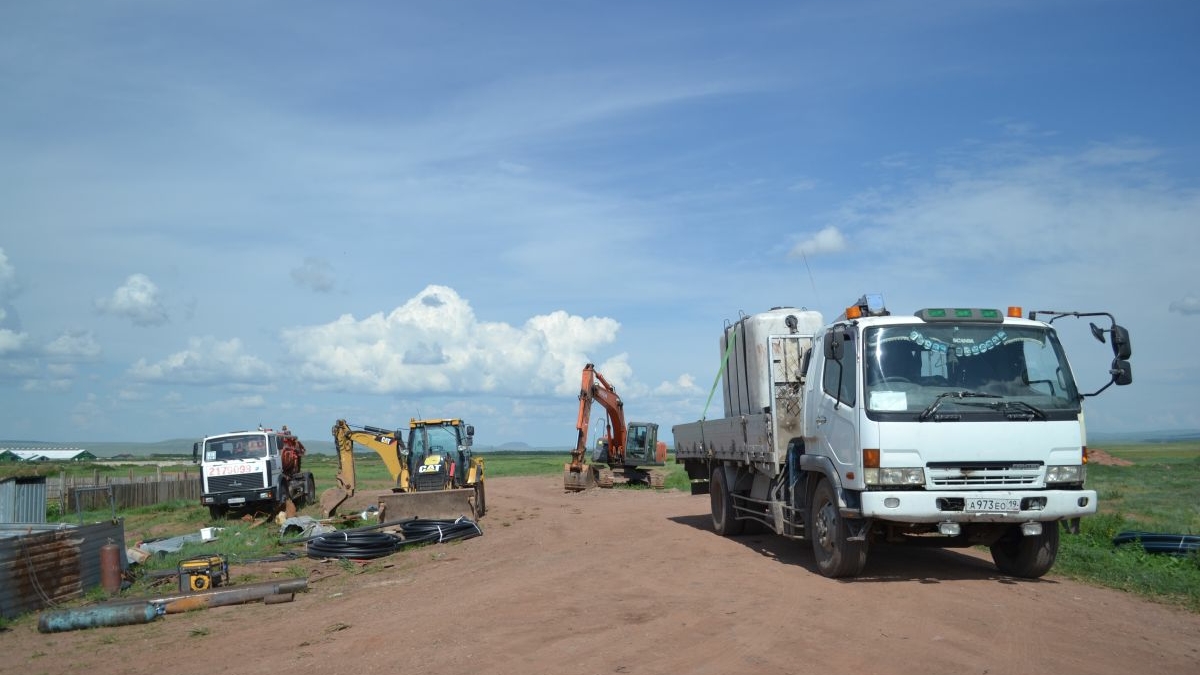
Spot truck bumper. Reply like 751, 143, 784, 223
201, 486, 276, 507
858, 489, 1097, 523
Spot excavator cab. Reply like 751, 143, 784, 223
623, 422, 658, 464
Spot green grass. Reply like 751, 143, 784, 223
1052, 443, 1200, 611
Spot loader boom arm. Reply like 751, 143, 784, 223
321, 419, 410, 517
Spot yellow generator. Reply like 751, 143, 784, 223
178, 554, 229, 593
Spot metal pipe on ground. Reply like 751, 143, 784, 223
38, 603, 161, 633
160, 583, 303, 614
105, 578, 309, 608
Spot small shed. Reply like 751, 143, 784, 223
0, 476, 48, 524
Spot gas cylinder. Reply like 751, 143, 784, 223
100, 541, 122, 594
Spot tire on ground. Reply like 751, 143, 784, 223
808, 478, 868, 578
990, 523, 1060, 578
710, 466, 745, 536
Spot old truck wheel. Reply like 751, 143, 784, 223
305, 474, 316, 506
208, 505, 227, 520
990, 524, 1060, 578
809, 478, 867, 578
710, 467, 744, 536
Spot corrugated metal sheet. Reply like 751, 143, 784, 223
0, 519, 128, 620
0, 476, 48, 524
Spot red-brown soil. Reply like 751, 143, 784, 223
3, 475, 1197, 675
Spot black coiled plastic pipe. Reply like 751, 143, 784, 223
306, 517, 482, 560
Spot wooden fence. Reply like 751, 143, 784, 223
53, 469, 200, 514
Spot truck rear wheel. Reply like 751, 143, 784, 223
990, 524, 1059, 578
809, 478, 867, 578
710, 467, 745, 536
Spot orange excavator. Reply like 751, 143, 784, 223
563, 363, 668, 491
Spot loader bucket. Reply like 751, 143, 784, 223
319, 487, 349, 518
378, 487, 481, 522
563, 463, 597, 492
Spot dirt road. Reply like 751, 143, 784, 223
4, 476, 1199, 675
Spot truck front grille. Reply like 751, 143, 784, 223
207, 473, 267, 493
926, 461, 1042, 488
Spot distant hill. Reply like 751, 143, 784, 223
0, 438, 568, 457
1088, 429, 1200, 444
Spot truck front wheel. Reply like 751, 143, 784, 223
208, 505, 227, 520
990, 524, 1059, 578
710, 467, 745, 536
809, 479, 868, 578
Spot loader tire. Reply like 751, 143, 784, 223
710, 467, 744, 536
474, 481, 487, 519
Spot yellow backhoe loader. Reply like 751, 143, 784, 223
320, 418, 486, 521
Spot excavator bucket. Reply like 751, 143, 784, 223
563, 463, 597, 492
377, 487, 481, 522
319, 487, 349, 518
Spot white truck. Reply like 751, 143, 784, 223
193, 426, 317, 520
673, 295, 1132, 578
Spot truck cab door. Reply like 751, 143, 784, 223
806, 327, 860, 478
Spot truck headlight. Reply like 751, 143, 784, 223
1046, 465, 1083, 484
865, 467, 925, 486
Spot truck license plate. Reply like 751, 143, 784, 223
966, 497, 1019, 512
227, 497, 245, 504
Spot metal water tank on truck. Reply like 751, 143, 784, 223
673, 296, 1132, 578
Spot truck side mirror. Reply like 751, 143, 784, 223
466, 425, 474, 438
1111, 359, 1133, 386
823, 331, 843, 361
1110, 325, 1131, 360
192, 442, 199, 464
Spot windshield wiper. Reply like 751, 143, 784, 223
990, 399, 1047, 420
918, 391, 1001, 421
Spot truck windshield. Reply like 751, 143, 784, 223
205, 434, 269, 460
862, 323, 1081, 420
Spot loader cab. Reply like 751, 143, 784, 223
406, 419, 475, 491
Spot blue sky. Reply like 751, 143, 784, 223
1, 1, 1197, 447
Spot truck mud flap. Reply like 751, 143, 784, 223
378, 488, 480, 522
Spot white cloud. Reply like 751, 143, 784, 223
44, 330, 101, 359
789, 225, 848, 258
96, 274, 169, 326
129, 337, 273, 384
291, 257, 335, 293
0, 328, 27, 355
0, 248, 16, 296
1169, 296, 1200, 316
654, 373, 701, 396
282, 284, 624, 396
